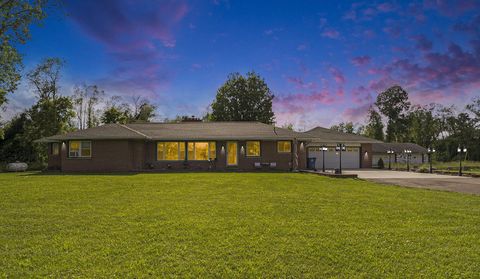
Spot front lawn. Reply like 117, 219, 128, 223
0, 172, 479, 277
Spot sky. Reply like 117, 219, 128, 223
5, 0, 480, 130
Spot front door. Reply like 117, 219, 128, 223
226, 141, 238, 166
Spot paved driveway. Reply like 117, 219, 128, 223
343, 169, 480, 195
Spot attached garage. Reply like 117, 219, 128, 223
299, 127, 383, 169
308, 146, 360, 169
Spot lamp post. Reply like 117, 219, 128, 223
427, 147, 436, 173
321, 145, 328, 172
457, 146, 467, 176
404, 149, 412, 171
387, 149, 395, 170
336, 143, 346, 174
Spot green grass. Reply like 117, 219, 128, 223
1, 172, 479, 277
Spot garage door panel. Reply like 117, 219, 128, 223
309, 147, 360, 169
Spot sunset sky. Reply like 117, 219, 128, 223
7, 0, 480, 130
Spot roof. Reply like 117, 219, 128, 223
36, 122, 298, 142
299, 127, 382, 143
371, 142, 427, 153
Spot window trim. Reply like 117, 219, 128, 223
277, 141, 292, 153
68, 140, 92, 158
245, 141, 261, 157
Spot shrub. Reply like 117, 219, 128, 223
378, 158, 385, 169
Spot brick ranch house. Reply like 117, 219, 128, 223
37, 121, 409, 172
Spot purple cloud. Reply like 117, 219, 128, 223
410, 35, 433, 51
66, 0, 189, 98
351, 56, 371, 66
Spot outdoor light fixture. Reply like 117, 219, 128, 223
336, 143, 346, 174
386, 149, 395, 170
240, 146, 245, 155
404, 149, 412, 171
457, 146, 467, 176
427, 147, 436, 173
221, 145, 225, 155
321, 145, 328, 172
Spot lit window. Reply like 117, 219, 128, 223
187, 142, 216, 160
195, 142, 208, 160
157, 142, 186, 160
277, 141, 291, 153
209, 141, 216, 159
69, 141, 91, 158
246, 141, 261, 156
52, 143, 60, 156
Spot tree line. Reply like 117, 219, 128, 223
330, 86, 480, 161
0, 58, 157, 163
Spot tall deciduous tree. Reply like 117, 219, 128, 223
73, 84, 104, 129
364, 107, 384, 141
375, 85, 410, 142
407, 104, 439, 148
0, 0, 52, 107
210, 72, 275, 124
24, 57, 74, 162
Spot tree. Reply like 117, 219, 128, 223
281, 123, 294, 131
22, 58, 74, 161
407, 104, 439, 147
210, 72, 275, 124
330, 122, 355, 134
73, 84, 104, 129
466, 97, 480, 128
101, 106, 130, 124
375, 85, 411, 142
130, 96, 156, 122
364, 107, 384, 141
0, 0, 53, 107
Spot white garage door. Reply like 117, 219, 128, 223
308, 146, 360, 169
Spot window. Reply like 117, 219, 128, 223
246, 141, 261, 156
52, 143, 60, 156
187, 141, 216, 160
157, 142, 216, 161
68, 141, 91, 158
277, 141, 292, 153
157, 142, 185, 160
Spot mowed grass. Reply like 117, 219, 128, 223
0, 172, 479, 277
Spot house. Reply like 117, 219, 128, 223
371, 142, 427, 168
37, 121, 408, 172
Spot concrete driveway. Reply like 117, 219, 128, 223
343, 169, 480, 195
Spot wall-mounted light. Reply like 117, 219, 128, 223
240, 146, 245, 155
221, 145, 225, 155
300, 142, 304, 151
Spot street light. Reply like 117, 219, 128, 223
321, 145, 328, 172
427, 147, 436, 173
404, 149, 412, 171
387, 149, 395, 170
336, 143, 346, 174
457, 146, 467, 176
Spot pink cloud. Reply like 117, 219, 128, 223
321, 28, 340, 39
342, 104, 372, 122
351, 56, 371, 66
66, 0, 189, 98
329, 67, 346, 84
